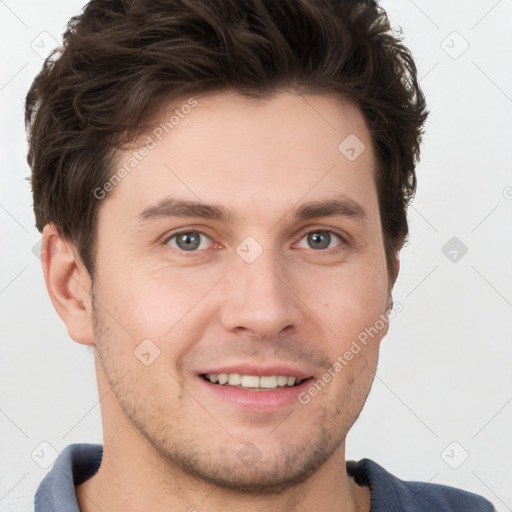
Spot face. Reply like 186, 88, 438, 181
89, 90, 392, 492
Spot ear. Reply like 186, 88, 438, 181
381, 252, 400, 340
40, 224, 95, 346
388, 251, 401, 304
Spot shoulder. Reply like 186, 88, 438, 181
346, 458, 497, 512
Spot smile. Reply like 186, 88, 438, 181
202, 373, 305, 390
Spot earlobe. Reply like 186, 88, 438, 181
389, 252, 401, 294
382, 253, 400, 339
40, 224, 95, 346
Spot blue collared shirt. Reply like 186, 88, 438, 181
34, 443, 497, 511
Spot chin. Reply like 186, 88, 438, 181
158, 422, 339, 494
176, 452, 327, 494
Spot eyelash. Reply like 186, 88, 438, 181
163, 227, 348, 256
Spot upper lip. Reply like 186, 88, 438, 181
198, 363, 313, 380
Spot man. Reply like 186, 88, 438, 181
26, 0, 496, 510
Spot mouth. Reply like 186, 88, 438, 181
200, 373, 309, 391
196, 364, 316, 410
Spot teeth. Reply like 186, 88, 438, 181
241, 375, 260, 388
204, 373, 303, 389
228, 373, 241, 385
260, 376, 277, 388
277, 376, 288, 386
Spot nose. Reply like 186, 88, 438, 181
218, 249, 304, 340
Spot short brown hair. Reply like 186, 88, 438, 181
25, 0, 428, 283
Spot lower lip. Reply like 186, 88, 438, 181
198, 376, 313, 410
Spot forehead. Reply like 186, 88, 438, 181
102, 90, 380, 227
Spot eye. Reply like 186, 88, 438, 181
296, 230, 345, 251
166, 230, 213, 252
164, 228, 346, 255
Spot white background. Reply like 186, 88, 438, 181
1, 0, 511, 510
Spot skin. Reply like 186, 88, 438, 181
42, 90, 399, 511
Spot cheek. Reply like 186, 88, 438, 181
308, 265, 388, 339
96, 258, 193, 329
94, 262, 225, 375
95, 235, 389, 354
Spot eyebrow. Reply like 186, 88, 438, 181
136, 195, 369, 225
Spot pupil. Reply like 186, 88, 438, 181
178, 233, 200, 251
309, 232, 330, 250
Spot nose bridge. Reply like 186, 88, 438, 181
219, 238, 302, 338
